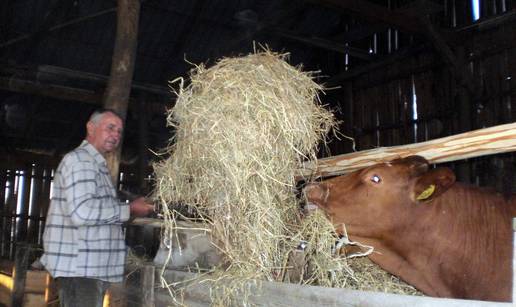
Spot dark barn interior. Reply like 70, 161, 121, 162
1, 0, 515, 306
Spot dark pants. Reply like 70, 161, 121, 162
56, 277, 110, 307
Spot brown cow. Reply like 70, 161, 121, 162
303, 155, 515, 302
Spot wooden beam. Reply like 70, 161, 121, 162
329, 23, 386, 44
315, 0, 422, 34
315, 0, 469, 91
103, 0, 140, 119
0, 8, 116, 49
0, 70, 169, 105
0, 76, 102, 104
328, 0, 443, 44
271, 27, 373, 60
325, 45, 426, 86
417, 16, 476, 95
157, 269, 511, 307
297, 123, 516, 179
37, 65, 170, 97
455, 9, 516, 32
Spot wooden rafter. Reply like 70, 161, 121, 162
271, 27, 373, 60
313, 0, 422, 34
0, 7, 116, 49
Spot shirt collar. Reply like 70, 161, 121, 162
80, 140, 107, 165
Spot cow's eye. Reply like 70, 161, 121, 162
371, 174, 381, 183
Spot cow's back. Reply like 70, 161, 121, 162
406, 183, 515, 301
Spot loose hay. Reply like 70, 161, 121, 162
347, 257, 422, 296
153, 49, 419, 305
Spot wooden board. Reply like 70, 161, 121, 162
298, 122, 516, 178
155, 269, 512, 307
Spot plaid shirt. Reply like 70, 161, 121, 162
41, 140, 130, 282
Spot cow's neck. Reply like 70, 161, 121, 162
347, 183, 514, 300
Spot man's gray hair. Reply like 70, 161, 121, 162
88, 108, 123, 124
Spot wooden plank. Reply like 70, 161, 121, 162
298, 122, 516, 178
23, 293, 45, 307
37, 65, 170, 96
129, 217, 164, 228
45, 274, 59, 307
156, 270, 511, 307
24, 271, 47, 294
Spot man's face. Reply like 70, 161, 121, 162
86, 112, 123, 155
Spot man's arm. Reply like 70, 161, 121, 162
62, 160, 130, 226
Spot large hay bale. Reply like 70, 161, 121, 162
153, 50, 343, 304
152, 50, 421, 305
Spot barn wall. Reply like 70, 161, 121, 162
327, 6, 516, 190
0, 153, 155, 262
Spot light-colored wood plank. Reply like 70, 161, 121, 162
157, 270, 512, 307
298, 122, 516, 178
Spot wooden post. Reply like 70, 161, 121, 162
137, 97, 149, 193
0, 169, 6, 258
342, 81, 355, 153
103, 0, 141, 184
141, 265, 155, 307
11, 244, 30, 307
455, 85, 473, 182
454, 47, 473, 182
122, 264, 154, 307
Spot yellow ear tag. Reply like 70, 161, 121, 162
416, 184, 435, 200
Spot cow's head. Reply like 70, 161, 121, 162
303, 156, 456, 237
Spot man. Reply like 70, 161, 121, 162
40, 108, 154, 307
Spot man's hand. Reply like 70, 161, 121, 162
129, 197, 154, 217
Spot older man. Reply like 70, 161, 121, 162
41, 108, 154, 307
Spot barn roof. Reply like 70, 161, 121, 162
1, 0, 513, 169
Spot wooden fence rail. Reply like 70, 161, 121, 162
298, 122, 516, 178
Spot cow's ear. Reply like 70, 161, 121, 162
304, 183, 330, 207
413, 168, 455, 202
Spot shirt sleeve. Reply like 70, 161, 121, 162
62, 159, 130, 226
